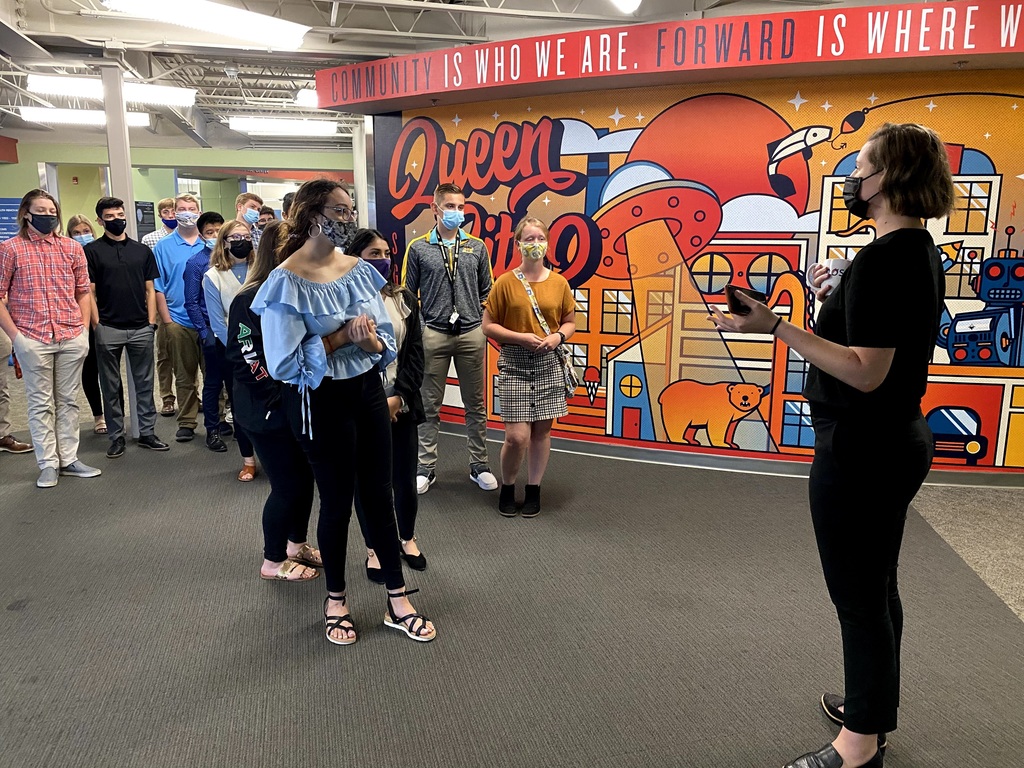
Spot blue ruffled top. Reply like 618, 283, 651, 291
251, 260, 397, 435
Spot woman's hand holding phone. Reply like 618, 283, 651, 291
710, 285, 778, 335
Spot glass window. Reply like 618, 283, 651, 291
689, 252, 732, 296
646, 290, 672, 326
781, 400, 815, 448
600, 344, 616, 386
573, 289, 589, 333
602, 290, 633, 334
946, 181, 992, 235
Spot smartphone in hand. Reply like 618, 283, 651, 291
725, 284, 768, 316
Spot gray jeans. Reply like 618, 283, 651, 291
95, 323, 158, 441
417, 325, 488, 470
12, 330, 89, 470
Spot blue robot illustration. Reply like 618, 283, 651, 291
946, 227, 1023, 366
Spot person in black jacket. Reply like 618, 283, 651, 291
225, 220, 321, 582
349, 229, 429, 582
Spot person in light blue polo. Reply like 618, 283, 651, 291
153, 192, 207, 443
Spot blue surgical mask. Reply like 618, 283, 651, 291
204, 238, 217, 250
73, 233, 94, 246
440, 209, 464, 230
242, 208, 260, 225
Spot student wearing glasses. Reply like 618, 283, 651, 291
203, 220, 257, 481
253, 180, 436, 645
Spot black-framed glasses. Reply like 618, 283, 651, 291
324, 205, 355, 221
227, 234, 253, 242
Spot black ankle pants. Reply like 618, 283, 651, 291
284, 371, 404, 593
354, 413, 418, 545
808, 413, 933, 735
247, 428, 314, 563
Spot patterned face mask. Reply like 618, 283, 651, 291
322, 217, 357, 252
519, 241, 548, 261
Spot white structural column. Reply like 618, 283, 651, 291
98, 62, 141, 439
352, 118, 369, 228
98, 62, 137, 239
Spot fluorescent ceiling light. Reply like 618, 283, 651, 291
19, 106, 152, 127
610, 0, 642, 12
27, 74, 197, 107
229, 117, 338, 137
294, 89, 319, 109
101, 0, 310, 50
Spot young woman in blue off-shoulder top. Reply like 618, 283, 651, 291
251, 180, 436, 645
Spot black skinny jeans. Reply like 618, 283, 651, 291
284, 370, 404, 593
82, 327, 104, 418
808, 413, 933, 735
204, 341, 253, 458
354, 412, 418, 545
247, 428, 315, 563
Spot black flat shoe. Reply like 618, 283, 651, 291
400, 538, 427, 570
498, 483, 517, 517
365, 557, 385, 584
784, 744, 883, 768
820, 694, 888, 751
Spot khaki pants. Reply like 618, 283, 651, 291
13, 330, 89, 470
417, 325, 488, 471
155, 319, 174, 405
0, 330, 11, 439
165, 321, 201, 429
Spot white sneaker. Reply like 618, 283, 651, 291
416, 470, 436, 495
225, 405, 234, 425
470, 464, 498, 491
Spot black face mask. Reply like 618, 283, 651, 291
229, 240, 253, 260
842, 170, 882, 219
103, 218, 128, 237
29, 214, 58, 235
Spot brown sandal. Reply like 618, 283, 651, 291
289, 543, 323, 568
237, 465, 257, 482
260, 560, 319, 582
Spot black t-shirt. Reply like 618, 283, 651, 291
85, 235, 160, 330
802, 228, 942, 419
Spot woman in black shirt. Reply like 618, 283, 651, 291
225, 220, 321, 583
710, 123, 954, 768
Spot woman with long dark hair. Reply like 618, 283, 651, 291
348, 228, 428, 582
710, 123, 955, 768
225, 220, 321, 582
253, 180, 436, 645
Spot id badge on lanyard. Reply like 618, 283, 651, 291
442, 235, 461, 328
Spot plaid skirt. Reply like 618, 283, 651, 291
497, 345, 568, 423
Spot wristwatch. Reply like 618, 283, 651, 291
556, 331, 567, 345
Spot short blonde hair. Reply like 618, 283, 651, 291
67, 214, 95, 237
174, 192, 200, 209
157, 197, 174, 214
235, 192, 263, 208
514, 216, 548, 240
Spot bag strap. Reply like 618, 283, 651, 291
512, 268, 553, 336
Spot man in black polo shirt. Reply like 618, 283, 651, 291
85, 197, 169, 458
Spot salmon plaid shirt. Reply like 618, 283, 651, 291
0, 229, 90, 344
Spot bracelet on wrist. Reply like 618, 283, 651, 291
556, 331, 567, 345
770, 316, 782, 336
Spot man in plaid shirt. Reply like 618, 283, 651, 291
233, 192, 263, 250
0, 189, 103, 488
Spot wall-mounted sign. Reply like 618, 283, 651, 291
316, 1, 1022, 112
0, 198, 21, 241
135, 201, 155, 238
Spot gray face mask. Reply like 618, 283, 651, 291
322, 217, 357, 252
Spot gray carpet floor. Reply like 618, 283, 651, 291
1, 430, 1022, 768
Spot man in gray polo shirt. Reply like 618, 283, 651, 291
401, 183, 497, 494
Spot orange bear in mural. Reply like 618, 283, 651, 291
659, 380, 765, 449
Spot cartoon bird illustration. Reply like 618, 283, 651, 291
767, 125, 833, 198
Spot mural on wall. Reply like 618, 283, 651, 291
373, 69, 1024, 472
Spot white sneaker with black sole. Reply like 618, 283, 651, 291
416, 470, 436, 495
470, 464, 498, 491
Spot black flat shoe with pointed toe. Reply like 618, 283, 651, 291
784, 744, 883, 768
820, 694, 888, 751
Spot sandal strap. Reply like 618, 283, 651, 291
325, 614, 355, 632
387, 588, 419, 599
390, 611, 430, 637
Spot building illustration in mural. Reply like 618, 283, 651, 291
373, 70, 1024, 473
